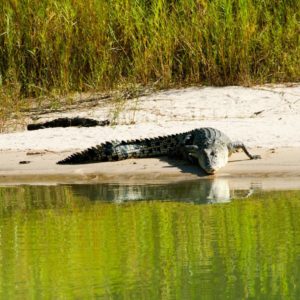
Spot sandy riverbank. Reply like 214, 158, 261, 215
0, 147, 299, 189
0, 85, 299, 187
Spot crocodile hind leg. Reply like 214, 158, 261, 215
230, 141, 261, 159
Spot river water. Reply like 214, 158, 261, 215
0, 181, 300, 299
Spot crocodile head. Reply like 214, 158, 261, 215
185, 142, 229, 174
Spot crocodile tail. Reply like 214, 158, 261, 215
57, 142, 117, 165
57, 131, 192, 165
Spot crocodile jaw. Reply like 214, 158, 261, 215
197, 145, 229, 174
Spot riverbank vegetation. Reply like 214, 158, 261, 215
0, 0, 299, 110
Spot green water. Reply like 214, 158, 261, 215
0, 182, 300, 299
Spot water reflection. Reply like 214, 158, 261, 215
71, 179, 256, 204
0, 180, 260, 218
1, 185, 300, 299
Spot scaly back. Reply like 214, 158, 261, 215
191, 127, 231, 149
57, 131, 193, 165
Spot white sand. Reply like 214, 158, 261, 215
0, 85, 299, 151
0, 84, 299, 187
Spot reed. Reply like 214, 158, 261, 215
0, 0, 299, 100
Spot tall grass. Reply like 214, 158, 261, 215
0, 0, 299, 99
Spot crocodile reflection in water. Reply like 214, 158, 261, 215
71, 179, 259, 204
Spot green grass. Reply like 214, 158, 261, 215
0, 0, 299, 102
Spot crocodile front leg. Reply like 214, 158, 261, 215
230, 141, 261, 159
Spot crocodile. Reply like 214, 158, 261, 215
57, 127, 261, 174
27, 117, 109, 131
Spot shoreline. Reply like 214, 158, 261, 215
0, 147, 299, 190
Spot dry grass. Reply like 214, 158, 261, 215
0, 0, 299, 121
